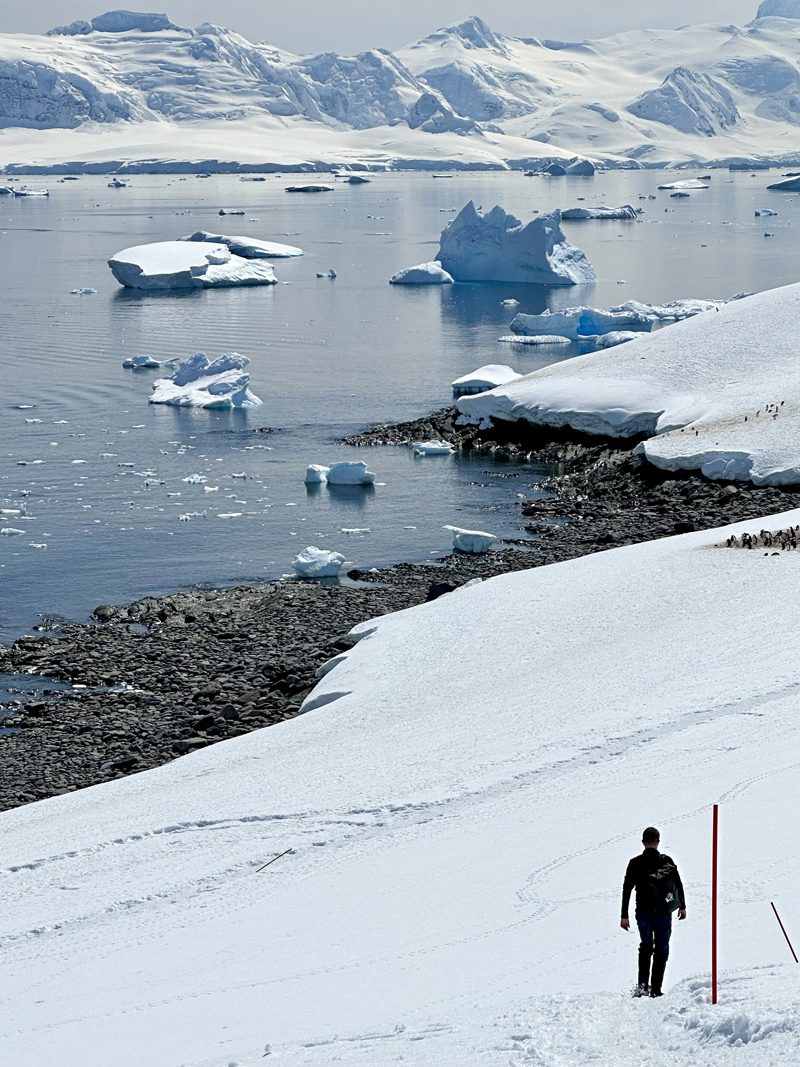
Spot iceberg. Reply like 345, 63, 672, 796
458, 280, 800, 485
13, 186, 49, 197
122, 354, 175, 368
498, 334, 571, 344
389, 261, 454, 285
755, 208, 778, 216
412, 439, 455, 454
561, 204, 637, 220
344, 174, 371, 183
326, 461, 376, 485
437, 202, 595, 286
292, 546, 346, 577
509, 297, 734, 340
218, 208, 245, 215
304, 464, 330, 484
181, 230, 303, 258
285, 184, 334, 193
108, 241, 278, 289
444, 524, 498, 553
657, 179, 709, 190
149, 352, 262, 409
452, 364, 521, 397
767, 176, 800, 191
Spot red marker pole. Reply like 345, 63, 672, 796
771, 902, 799, 963
712, 804, 719, 1005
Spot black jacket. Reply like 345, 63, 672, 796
621, 849, 686, 918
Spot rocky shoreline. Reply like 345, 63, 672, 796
2, 408, 798, 813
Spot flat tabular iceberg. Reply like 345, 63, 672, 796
437, 202, 595, 286
389, 261, 453, 284
109, 241, 278, 289
657, 178, 709, 190
561, 204, 637, 220
510, 297, 736, 340
181, 230, 303, 258
452, 364, 521, 397
458, 281, 800, 485
149, 352, 262, 409
292, 546, 346, 577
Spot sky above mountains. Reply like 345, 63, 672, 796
8, 1, 759, 55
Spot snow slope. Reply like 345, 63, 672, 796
2, 514, 800, 1066
6, 8, 800, 169
459, 281, 800, 485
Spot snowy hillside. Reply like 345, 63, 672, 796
5, 7, 800, 170
3, 515, 800, 1065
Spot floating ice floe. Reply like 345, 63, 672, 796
122, 355, 178, 369
292, 546, 346, 577
498, 334, 571, 345
594, 331, 640, 348
109, 241, 278, 290
755, 208, 778, 216
344, 175, 371, 183
108, 178, 127, 188
285, 184, 334, 193
218, 208, 245, 215
326, 461, 376, 485
452, 364, 522, 397
500, 298, 519, 307
182, 473, 207, 484
437, 202, 594, 285
413, 440, 455, 455
457, 280, 800, 485
444, 525, 498, 553
316, 269, 337, 278
305, 464, 330, 484
509, 296, 743, 340
1, 527, 24, 536
150, 352, 262, 409
657, 179, 709, 190
13, 186, 49, 197
561, 204, 637, 220
181, 230, 303, 258
389, 261, 454, 285
70, 287, 96, 295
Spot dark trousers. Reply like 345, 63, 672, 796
636, 911, 672, 992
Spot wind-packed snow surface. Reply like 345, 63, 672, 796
108, 240, 277, 289
9, 9, 800, 168
459, 281, 800, 484
3, 514, 800, 1066
437, 202, 594, 285
149, 351, 262, 408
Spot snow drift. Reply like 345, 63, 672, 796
3, 513, 800, 1065
459, 281, 800, 484
437, 202, 595, 285
108, 240, 278, 289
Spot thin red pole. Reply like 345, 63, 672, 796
712, 804, 718, 1005
771, 902, 799, 963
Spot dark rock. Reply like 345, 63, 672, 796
93, 605, 115, 620
426, 581, 459, 601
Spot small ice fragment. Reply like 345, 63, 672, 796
231, 472, 247, 479
500, 298, 519, 307
182, 474, 207, 484
341, 527, 370, 533
1, 527, 24, 536
305, 464, 330, 484
71, 288, 96, 295
24, 418, 42, 423
292, 546, 346, 577
217, 512, 243, 518
413, 440, 454, 455
444, 525, 498, 553
29, 543, 48, 549
203, 486, 219, 493
389, 261, 453, 285
71, 460, 86, 465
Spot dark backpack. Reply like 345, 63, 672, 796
648, 857, 680, 914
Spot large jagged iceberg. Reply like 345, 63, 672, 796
437, 202, 594, 285
149, 352, 262, 408
292, 546, 346, 577
181, 231, 303, 258
457, 281, 800, 485
509, 297, 737, 340
108, 241, 277, 289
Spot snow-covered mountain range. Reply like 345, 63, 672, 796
4, 5, 800, 170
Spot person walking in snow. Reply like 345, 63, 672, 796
620, 826, 686, 998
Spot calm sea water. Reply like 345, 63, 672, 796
1, 169, 798, 642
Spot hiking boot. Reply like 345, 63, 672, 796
632, 984, 649, 998
650, 989, 663, 998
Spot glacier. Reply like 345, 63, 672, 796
108, 240, 278, 289
459, 281, 800, 485
5, 7, 800, 169
437, 202, 595, 285
149, 351, 262, 408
